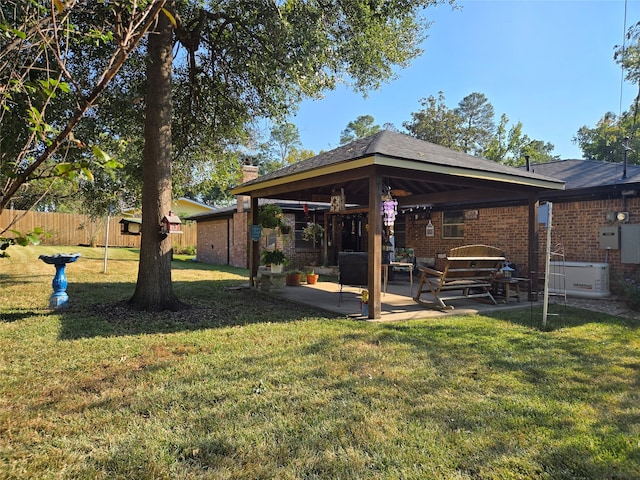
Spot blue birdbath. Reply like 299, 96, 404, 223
38, 253, 81, 309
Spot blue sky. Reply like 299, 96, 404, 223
290, 0, 639, 160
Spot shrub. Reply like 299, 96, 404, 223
174, 245, 196, 255
612, 271, 640, 311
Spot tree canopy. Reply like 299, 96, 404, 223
339, 115, 381, 144
574, 111, 640, 163
0, 0, 163, 221
403, 91, 557, 164
574, 21, 640, 164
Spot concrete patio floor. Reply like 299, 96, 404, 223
270, 273, 535, 322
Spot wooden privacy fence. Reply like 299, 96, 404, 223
0, 210, 197, 249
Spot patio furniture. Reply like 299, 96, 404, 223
338, 252, 368, 305
383, 261, 414, 296
413, 245, 505, 310
258, 271, 287, 293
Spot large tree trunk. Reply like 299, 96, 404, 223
129, 3, 185, 311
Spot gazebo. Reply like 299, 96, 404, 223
231, 130, 564, 319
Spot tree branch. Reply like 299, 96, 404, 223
0, 0, 168, 213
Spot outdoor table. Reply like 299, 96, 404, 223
383, 262, 414, 296
491, 277, 529, 304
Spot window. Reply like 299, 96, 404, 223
442, 211, 464, 238
262, 228, 277, 249
295, 212, 324, 250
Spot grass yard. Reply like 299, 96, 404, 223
1, 245, 639, 479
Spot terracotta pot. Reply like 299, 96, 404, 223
286, 273, 302, 286
306, 273, 319, 284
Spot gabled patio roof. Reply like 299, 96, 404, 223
231, 130, 564, 206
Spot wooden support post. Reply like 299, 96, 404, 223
368, 171, 383, 319
250, 196, 260, 286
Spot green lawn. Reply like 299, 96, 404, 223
1, 246, 639, 479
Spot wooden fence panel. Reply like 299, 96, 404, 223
1, 210, 197, 249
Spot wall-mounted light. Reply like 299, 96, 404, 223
616, 211, 629, 223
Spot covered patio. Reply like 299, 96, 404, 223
272, 272, 535, 321
231, 131, 564, 320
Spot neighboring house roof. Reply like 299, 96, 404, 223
122, 197, 215, 218
172, 197, 217, 216
119, 217, 142, 224
232, 130, 564, 204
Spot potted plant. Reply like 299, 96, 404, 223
258, 204, 286, 229
305, 268, 319, 285
302, 222, 324, 247
261, 249, 287, 273
285, 269, 302, 286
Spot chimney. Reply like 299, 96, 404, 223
525, 155, 530, 172
237, 164, 259, 213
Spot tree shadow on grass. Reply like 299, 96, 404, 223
489, 302, 640, 330
0, 273, 50, 285
58, 279, 343, 340
0, 310, 50, 322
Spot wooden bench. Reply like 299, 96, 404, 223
413, 245, 505, 310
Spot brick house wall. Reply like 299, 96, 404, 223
403, 197, 640, 280
195, 217, 230, 265
195, 211, 322, 269
195, 212, 249, 268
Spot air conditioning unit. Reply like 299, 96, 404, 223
548, 262, 610, 298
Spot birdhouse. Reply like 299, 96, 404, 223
119, 218, 142, 236
161, 211, 182, 235
501, 263, 515, 279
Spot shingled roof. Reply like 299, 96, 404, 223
231, 130, 563, 206
526, 159, 640, 190
239, 130, 561, 187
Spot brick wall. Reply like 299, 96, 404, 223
405, 207, 529, 273
404, 197, 640, 279
196, 197, 640, 279
195, 217, 229, 265
195, 212, 250, 268
539, 198, 640, 277
231, 211, 248, 268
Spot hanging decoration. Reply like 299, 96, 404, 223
330, 188, 345, 211
426, 220, 434, 237
380, 186, 398, 227
401, 204, 432, 222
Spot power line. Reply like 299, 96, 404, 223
619, 0, 628, 118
